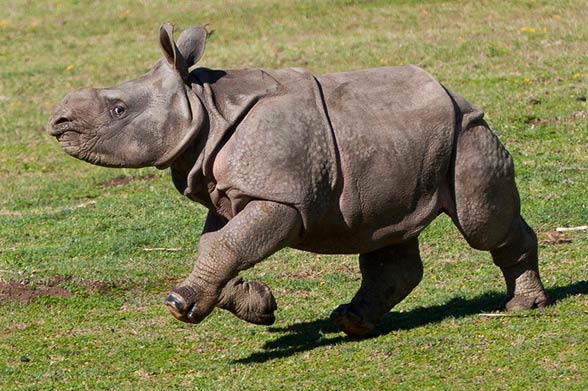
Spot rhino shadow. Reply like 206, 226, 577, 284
235, 281, 588, 364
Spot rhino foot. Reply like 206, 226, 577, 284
217, 277, 277, 325
330, 304, 376, 338
165, 285, 216, 324
505, 291, 549, 311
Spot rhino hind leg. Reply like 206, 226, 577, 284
216, 276, 277, 325
331, 238, 423, 337
452, 120, 548, 310
490, 218, 548, 310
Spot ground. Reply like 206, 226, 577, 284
1, 0, 587, 389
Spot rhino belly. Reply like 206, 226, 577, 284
292, 66, 456, 254
293, 158, 447, 255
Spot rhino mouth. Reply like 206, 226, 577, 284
55, 129, 81, 142
56, 132, 78, 149
54, 128, 84, 152
56, 131, 83, 154
51, 125, 101, 164
48, 118, 84, 147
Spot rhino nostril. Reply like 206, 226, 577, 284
53, 116, 70, 126
48, 116, 73, 136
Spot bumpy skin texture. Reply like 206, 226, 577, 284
48, 24, 548, 337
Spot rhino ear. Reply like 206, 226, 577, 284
159, 23, 189, 79
176, 26, 209, 69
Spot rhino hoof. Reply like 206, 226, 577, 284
242, 280, 277, 325
165, 287, 207, 324
505, 291, 549, 311
330, 304, 375, 338
248, 311, 276, 326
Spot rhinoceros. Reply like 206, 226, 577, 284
48, 23, 548, 337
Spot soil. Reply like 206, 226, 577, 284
0, 275, 110, 304
0, 280, 71, 304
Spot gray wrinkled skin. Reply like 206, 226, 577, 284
48, 24, 548, 337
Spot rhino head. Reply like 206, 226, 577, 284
48, 24, 208, 169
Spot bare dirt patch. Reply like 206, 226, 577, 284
0, 275, 112, 304
0, 280, 71, 304
99, 174, 157, 188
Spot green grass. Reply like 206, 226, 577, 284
1, 0, 588, 389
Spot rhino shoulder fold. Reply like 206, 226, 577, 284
212, 68, 339, 230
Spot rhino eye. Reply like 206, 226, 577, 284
111, 105, 126, 119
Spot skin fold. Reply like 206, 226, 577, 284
48, 24, 548, 337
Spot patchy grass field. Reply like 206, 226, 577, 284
1, 0, 587, 389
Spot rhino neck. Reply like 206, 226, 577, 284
171, 68, 283, 198
154, 85, 205, 170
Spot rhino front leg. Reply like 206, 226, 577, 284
165, 201, 302, 324
331, 238, 424, 337
173, 212, 277, 324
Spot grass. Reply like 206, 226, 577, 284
1, 0, 588, 389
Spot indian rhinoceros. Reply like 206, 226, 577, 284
47, 23, 548, 337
